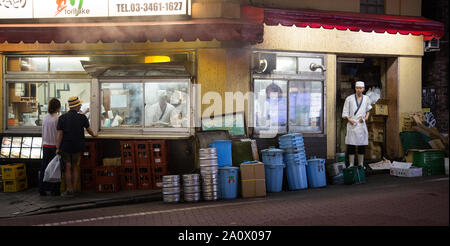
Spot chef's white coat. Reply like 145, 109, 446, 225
145, 102, 175, 126
342, 94, 372, 146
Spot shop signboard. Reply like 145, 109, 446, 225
0, 0, 191, 19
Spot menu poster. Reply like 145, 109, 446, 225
21, 148, 31, 159
31, 148, 41, 159
10, 148, 21, 158
32, 137, 42, 148
1, 147, 10, 158
2, 137, 12, 147
22, 137, 33, 147
12, 137, 22, 147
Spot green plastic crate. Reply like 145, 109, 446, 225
343, 167, 366, 185
412, 150, 445, 176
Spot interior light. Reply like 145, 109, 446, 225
145, 56, 171, 63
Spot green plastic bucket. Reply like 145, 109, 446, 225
336, 153, 346, 162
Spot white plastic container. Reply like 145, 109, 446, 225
390, 167, 422, 177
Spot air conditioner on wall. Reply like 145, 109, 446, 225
424, 38, 440, 52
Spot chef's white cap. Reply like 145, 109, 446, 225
157, 90, 167, 98
355, 81, 365, 88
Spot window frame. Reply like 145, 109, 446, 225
98, 78, 193, 137
250, 51, 327, 138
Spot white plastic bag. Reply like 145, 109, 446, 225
43, 155, 61, 183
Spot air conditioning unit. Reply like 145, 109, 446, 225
424, 38, 440, 52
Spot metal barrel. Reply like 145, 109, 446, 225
182, 173, 201, 202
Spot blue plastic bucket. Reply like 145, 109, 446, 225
306, 158, 327, 188
218, 166, 239, 199
283, 152, 307, 164
286, 162, 308, 190
261, 148, 284, 165
264, 163, 285, 192
209, 140, 232, 167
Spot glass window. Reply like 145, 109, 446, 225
6, 81, 90, 127
144, 82, 189, 128
298, 57, 324, 73
7, 57, 48, 72
254, 79, 287, 133
49, 57, 89, 72
100, 81, 190, 129
288, 81, 323, 132
100, 83, 143, 128
360, 0, 384, 14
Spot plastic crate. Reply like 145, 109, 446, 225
149, 140, 167, 167
1, 163, 26, 180
80, 168, 96, 190
95, 167, 120, 192
343, 166, 366, 185
120, 167, 137, 190
120, 141, 136, 167
80, 141, 101, 168
3, 178, 28, 192
412, 150, 445, 166
137, 167, 152, 189
152, 165, 168, 189
135, 141, 151, 167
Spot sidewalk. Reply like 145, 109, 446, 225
0, 188, 162, 218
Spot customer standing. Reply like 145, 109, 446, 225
57, 96, 97, 197
342, 81, 372, 168
39, 98, 61, 196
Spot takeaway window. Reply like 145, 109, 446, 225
99, 80, 190, 131
252, 52, 326, 136
6, 81, 91, 128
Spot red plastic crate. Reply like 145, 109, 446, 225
80, 141, 101, 168
120, 141, 136, 167
80, 168, 96, 191
137, 167, 152, 189
135, 141, 151, 167
95, 166, 120, 193
120, 167, 137, 190
151, 165, 168, 189
149, 140, 167, 167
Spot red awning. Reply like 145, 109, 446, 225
0, 19, 263, 44
242, 6, 445, 40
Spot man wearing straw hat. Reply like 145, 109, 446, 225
57, 96, 97, 197
342, 81, 372, 168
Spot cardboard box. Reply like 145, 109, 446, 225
103, 157, 121, 166
428, 139, 445, 150
368, 115, 385, 123
368, 123, 384, 142
240, 162, 266, 198
366, 142, 382, 160
372, 104, 388, 116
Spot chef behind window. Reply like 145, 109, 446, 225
145, 90, 178, 127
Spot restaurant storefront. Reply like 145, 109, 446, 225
0, 1, 444, 190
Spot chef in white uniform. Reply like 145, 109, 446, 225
145, 90, 176, 127
342, 81, 372, 168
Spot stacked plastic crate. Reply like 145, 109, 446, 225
1, 163, 27, 192
80, 141, 101, 191
119, 141, 136, 190
135, 141, 152, 190
278, 133, 308, 190
149, 140, 168, 189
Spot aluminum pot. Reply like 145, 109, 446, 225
183, 179, 200, 186
162, 182, 180, 188
199, 148, 217, 156
183, 185, 201, 193
202, 184, 219, 193
163, 175, 180, 183
200, 165, 218, 173
184, 192, 200, 202
203, 191, 218, 201
202, 178, 218, 185
162, 186, 181, 194
201, 173, 218, 180
199, 158, 219, 167
163, 194, 180, 203
183, 174, 200, 181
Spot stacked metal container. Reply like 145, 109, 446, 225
162, 175, 180, 203
199, 148, 219, 201
182, 174, 201, 202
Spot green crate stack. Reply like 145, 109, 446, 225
412, 150, 445, 176
343, 166, 366, 185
